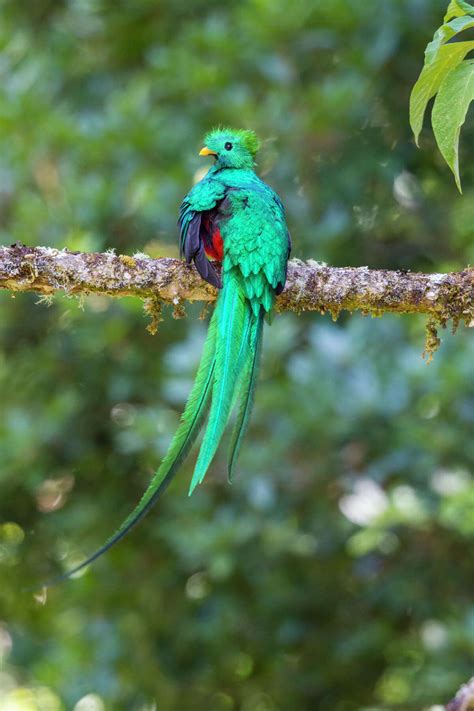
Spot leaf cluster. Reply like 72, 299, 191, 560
410, 0, 474, 191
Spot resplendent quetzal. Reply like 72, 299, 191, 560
47, 128, 291, 582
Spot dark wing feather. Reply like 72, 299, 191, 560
194, 241, 222, 288
183, 212, 201, 263
273, 195, 291, 295
178, 187, 226, 289
183, 213, 221, 288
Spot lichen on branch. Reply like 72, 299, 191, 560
446, 676, 474, 711
0, 246, 473, 338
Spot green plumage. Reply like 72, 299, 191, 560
190, 268, 249, 492
41, 128, 290, 585
228, 310, 264, 482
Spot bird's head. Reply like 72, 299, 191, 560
199, 128, 260, 169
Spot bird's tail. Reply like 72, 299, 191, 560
189, 268, 263, 493
37, 311, 218, 585
37, 268, 263, 587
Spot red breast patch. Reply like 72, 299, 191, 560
204, 226, 224, 261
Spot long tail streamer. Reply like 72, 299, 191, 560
35, 268, 264, 588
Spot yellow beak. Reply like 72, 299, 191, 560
199, 146, 217, 157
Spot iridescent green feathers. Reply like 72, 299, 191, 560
37, 315, 219, 584
202, 128, 261, 169
221, 187, 289, 315
205, 127, 261, 157
228, 310, 264, 481
39, 128, 290, 585
190, 268, 255, 492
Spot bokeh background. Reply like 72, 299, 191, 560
0, 1, 473, 709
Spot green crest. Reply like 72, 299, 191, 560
205, 127, 261, 157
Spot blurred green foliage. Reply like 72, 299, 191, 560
0, 1, 473, 710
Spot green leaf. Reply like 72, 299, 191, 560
425, 15, 474, 65
444, 0, 462, 21
432, 59, 474, 191
444, 0, 474, 22
409, 41, 474, 144
455, 0, 474, 13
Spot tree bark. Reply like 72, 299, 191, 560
445, 677, 474, 711
0, 245, 473, 329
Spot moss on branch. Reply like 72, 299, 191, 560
0, 245, 473, 353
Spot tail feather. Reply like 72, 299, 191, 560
227, 309, 264, 482
189, 271, 251, 493
34, 268, 268, 588
36, 315, 218, 587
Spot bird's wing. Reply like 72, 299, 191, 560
221, 182, 291, 310
271, 192, 292, 294
178, 179, 227, 288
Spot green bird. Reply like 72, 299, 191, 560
43, 128, 291, 584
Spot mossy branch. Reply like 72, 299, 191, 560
0, 245, 473, 332
446, 677, 474, 711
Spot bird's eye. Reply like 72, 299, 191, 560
224, 142, 233, 151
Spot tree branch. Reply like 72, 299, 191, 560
445, 677, 474, 711
0, 245, 472, 328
